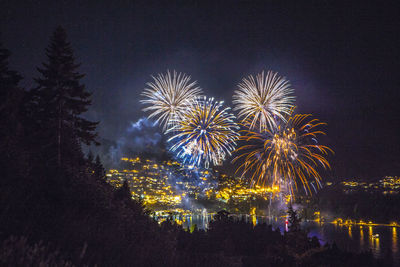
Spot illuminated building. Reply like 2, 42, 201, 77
106, 157, 280, 213
341, 176, 400, 194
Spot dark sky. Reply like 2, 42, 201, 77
1, 0, 399, 179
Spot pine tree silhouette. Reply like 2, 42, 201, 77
94, 155, 106, 180
86, 150, 94, 163
0, 40, 24, 169
287, 204, 301, 232
30, 26, 98, 168
114, 180, 132, 201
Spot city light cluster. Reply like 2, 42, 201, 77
107, 157, 280, 209
341, 176, 400, 195
108, 157, 184, 207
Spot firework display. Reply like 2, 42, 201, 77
233, 71, 295, 132
140, 69, 332, 197
233, 112, 333, 195
167, 97, 239, 168
141, 70, 202, 131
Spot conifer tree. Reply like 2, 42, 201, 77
30, 26, 98, 167
0, 42, 22, 106
114, 180, 132, 201
287, 204, 301, 232
94, 155, 106, 180
0, 41, 23, 166
85, 150, 95, 176
86, 150, 94, 163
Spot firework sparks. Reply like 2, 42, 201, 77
168, 97, 239, 168
141, 70, 202, 131
233, 71, 295, 132
233, 112, 333, 195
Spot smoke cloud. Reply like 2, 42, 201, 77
95, 117, 168, 168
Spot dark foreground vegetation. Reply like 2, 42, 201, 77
0, 27, 389, 266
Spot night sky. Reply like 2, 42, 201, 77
1, 1, 399, 179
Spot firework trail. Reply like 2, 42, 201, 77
141, 70, 202, 131
233, 111, 333, 195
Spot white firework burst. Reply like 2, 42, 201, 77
233, 70, 295, 131
141, 70, 202, 131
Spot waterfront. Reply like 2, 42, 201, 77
171, 213, 400, 262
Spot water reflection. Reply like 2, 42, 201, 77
393, 227, 398, 254
177, 214, 400, 263
360, 226, 364, 247
369, 226, 373, 248
251, 215, 257, 226
374, 236, 380, 255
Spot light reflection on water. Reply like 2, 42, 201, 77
360, 226, 364, 247
348, 225, 352, 239
393, 227, 398, 254
175, 214, 400, 262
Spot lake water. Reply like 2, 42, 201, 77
171, 213, 400, 263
